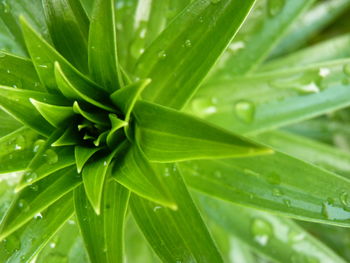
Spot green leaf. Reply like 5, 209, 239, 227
271, 0, 350, 58
54, 62, 116, 112
42, 0, 89, 73
260, 33, 350, 72
74, 181, 129, 263
136, 0, 256, 109
180, 151, 350, 227
0, 127, 39, 174
198, 195, 347, 263
106, 114, 127, 147
30, 98, 74, 127
134, 100, 271, 162
73, 101, 109, 125
130, 163, 224, 263
88, 0, 122, 91
190, 59, 350, 135
16, 131, 75, 191
0, 193, 74, 263
110, 79, 151, 121
82, 146, 123, 214
0, 87, 67, 136
112, 145, 176, 209
74, 146, 101, 173
213, 0, 314, 77
51, 125, 80, 147
0, 108, 21, 138
0, 166, 81, 240
0, 51, 43, 91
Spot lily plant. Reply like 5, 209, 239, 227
1, 0, 350, 262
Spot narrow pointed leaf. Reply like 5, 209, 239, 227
134, 100, 271, 162
0, 167, 81, 240
130, 163, 223, 263
198, 195, 346, 263
0, 87, 69, 136
106, 114, 127, 147
93, 130, 108, 147
112, 145, 176, 209
136, 0, 256, 109
82, 146, 122, 214
42, 0, 89, 72
0, 109, 22, 138
30, 98, 74, 127
73, 101, 109, 125
54, 62, 116, 112
110, 79, 151, 121
75, 146, 101, 173
51, 125, 80, 147
0, 194, 74, 263
75, 181, 129, 263
0, 127, 39, 174
180, 151, 350, 227
88, 0, 122, 91
0, 51, 43, 91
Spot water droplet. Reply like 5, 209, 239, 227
164, 167, 170, 177
283, 199, 291, 207
18, 199, 29, 212
234, 100, 255, 123
267, 0, 285, 17
272, 188, 283, 197
153, 206, 162, 212
14, 135, 25, 150
184, 39, 192, 48
319, 67, 330, 77
321, 200, 350, 220
44, 149, 58, 164
103, 161, 108, 166
251, 218, 273, 246
38, 64, 48, 69
295, 82, 320, 94
228, 41, 245, 53
34, 212, 43, 219
343, 63, 350, 77
191, 97, 218, 117
24, 171, 37, 184
30, 184, 39, 192
288, 230, 305, 243
158, 50, 167, 60
49, 242, 56, 248
2, 235, 20, 254
33, 139, 45, 152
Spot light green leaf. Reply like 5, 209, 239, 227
88, 0, 122, 91
130, 163, 224, 263
112, 145, 176, 209
0, 108, 21, 138
260, 33, 350, 72
0, 166, 81, 240
134, 100, 271, 162
74, 181, 129, 263
271, 0, 350, 58
214, 0, 314, 77
136, 0, 256, 109
51, 125, 80, 147
198, 195, 346, 263
0, 127, 39, 174
0, 87, 68, 136
54, 62, 116, 112
0, 51, 43, 91
74, 146, 101, 173
0, 194, 74, 263
190, 59, 350, 135
106, 114, 127, 147
110, 79, 150, 121
82, 146, 123, 214
30, 98, 74, 127
42, 0, 89, 73
180, 151, 350, 227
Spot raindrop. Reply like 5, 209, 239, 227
49, 242, 56, 248
44, 149, 58, 164
272, 188, 283, 197
24, 171, 37, 184
34, 212, 43, 219
14, 135, 25, 150
251, 218, 273, 246
184, 39, 192, 48
38, 64, 49, 69
228, 41, 245, 53
30, 184, 39, 192
18, 199, 29, 212
288, 230, 305, 243
267, 0, 285, 17
319, 67, 330, 78
164, 167, 170, 177
283, 199, 291, 207
33, 139, 45, 153
295, 82, 320, 95
103, 161, 108, 166
158, 50, 167, 60
234, 100, 255, 123
340, 191, 350, 208
191, 97, 218, 117
153, 206, 162, 212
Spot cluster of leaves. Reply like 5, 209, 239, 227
1, 0, 350, 262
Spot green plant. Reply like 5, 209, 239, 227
1, 0, 350, 262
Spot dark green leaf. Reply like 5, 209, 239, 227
75, 146, 101, 173
88, 0, 122, 91
73, 101, 109, 125
134, 100, 271, 162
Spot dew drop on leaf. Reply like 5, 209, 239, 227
33, 139, 46, 153
157, 50, 167, 60
191, 97, 218, 117
267, 0, 285, 17
184, 39, 192, 48
153, 206, 162, 212
251, 218, 273, 246
18, 199, 29, 212
24, 171, 37, 184
283, 199, 291, 208
272, 188, 283, 197
34, 212, 43, 220
44, 149, 58, 164
234, 100, 255, 123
